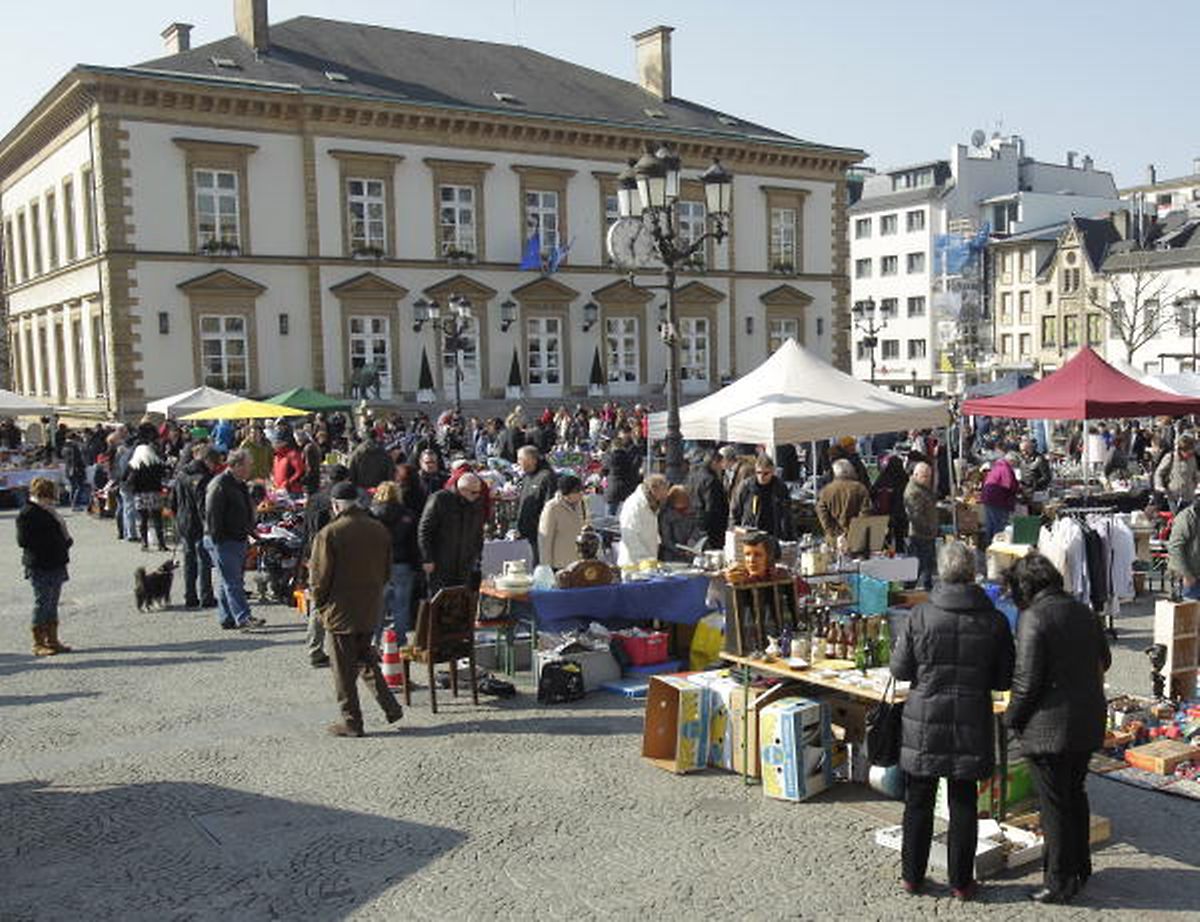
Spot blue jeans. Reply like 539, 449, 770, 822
68, 478, 90, 511
983, 505, 1011, 546
910, 536, 937, 590
378, 562, 415, 644
183, 536, 215, 606
119, 486, 138, 541
29, 566, 68, 626
204, 538, 251, 626
1183, 580, 1200, 601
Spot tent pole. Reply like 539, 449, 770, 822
944, 424, 958, 535
1082, 417, 1089, 496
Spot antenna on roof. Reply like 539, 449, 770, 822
511, 0, 522, 46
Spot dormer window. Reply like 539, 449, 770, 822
643, 107, 667, 120
325, 71, 350, 83
210, 56, 240, 70
492, 91, 523, 105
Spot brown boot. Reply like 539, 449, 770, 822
31, 625, 57, 657
45, 621, 72, 654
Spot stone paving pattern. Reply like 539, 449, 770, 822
2, 511, 1199, 921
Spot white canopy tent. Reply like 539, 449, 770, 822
1109, 359, 1200, 396
0, 389, 52, 416
146, 386, 241, 418
646, 338, 948, 448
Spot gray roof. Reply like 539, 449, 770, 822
132, 17, 860, 154
991, 221, 1068, 245
847, 185, 944, 214
1119, 172, 1200, 194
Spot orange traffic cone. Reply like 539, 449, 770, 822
380, 627, 404, 690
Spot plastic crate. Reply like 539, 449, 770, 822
615, 631, 670, 665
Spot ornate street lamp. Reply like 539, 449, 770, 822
499, 298, 517, 333
608, 143, 733, 483
1174, 290, 1200, 371
413, 294, 473, 417
582, 301, 599, 332
852, 296, 887, 385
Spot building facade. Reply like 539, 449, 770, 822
0, 4, 863, 419
848, 134, 1122, 394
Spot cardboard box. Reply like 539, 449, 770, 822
937, 759, 1035, 820
759, 696, 833, 802
1125, 739, 1200, 775
827, 695, 870, 744
642, 675, 712, 774
534, 649, 619, 692
874, 823, 1006, 879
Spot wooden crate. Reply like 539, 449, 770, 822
1153, 600, 1200, 678
1124, 739, 1200, 775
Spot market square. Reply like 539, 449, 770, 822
4, 2, 1200, 919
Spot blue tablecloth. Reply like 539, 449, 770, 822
530, 575, 710, 629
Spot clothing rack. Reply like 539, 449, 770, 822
1054, 505, 1122, 639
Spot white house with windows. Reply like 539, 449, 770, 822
0, 2, 863, 418
848, 134, 1122, 393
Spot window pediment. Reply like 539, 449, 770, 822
511, 276, 579, 302
675, 281, 725, 304
424, 273, 497, 302
592, 278, 653, 305
330, 272, 408, 300
177, 269, 266, 295
759, 284, 813, 307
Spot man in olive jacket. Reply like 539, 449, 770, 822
310, 482, 403, 737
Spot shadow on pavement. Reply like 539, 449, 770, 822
0, 690, 102, 708
399, 714, 644, 736
0, 654, 224, 678
0, 778, 467, 920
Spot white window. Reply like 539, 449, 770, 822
348, 315, 392, 395
62, 178, 76, 262
907, 296, 926, 317
854, 217, 871, 239
347, 178, 386, 253
855, 340, 871, 361
29, 203, 42, 275
906, 251, 926, 274
881, 339, 900, 360
439, 184, 476, 256
195, 169, 240, 249
880, 214, 898, 235
880, 297, 898, 317
605, 193, 620, 231
906, 210, 925, 232
199, 315, 248, 392
881, 255, 898, 276
526, 316, 562, 387
1000, 292, 1013, 322
1019, 333, 1032, 357
606, 317, 639, 383
680, 317, 709, 382
676, 200, 707, 266
855, 258, 872, 279
770, 207, 797, 270
1001, 333, 1013, 356
907, 339, 927, 359
769, 318, 799, 354
81, 167, 96, 256
45, 191, 58, 270
525, 189, 560, 254
1019, 290, 1032, 323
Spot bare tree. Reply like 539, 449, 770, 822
1089, 253, 1182, 364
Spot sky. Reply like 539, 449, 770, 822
1, 0, 1195, 188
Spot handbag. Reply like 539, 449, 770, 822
865, 675, 904, 767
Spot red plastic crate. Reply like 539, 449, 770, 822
616, 631, 670, 666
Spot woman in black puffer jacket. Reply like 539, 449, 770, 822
1004, 553, 1110, 905
890, 540, 1014, 900
370, 481, 420, 645
124, 443, 169, 550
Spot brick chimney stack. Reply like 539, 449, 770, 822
235, 0, 269, 53
633, 26, 674, 101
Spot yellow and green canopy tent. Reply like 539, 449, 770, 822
180, 399, 308, 421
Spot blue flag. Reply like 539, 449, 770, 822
547, 236, 574, 274
519, 232, 542, 270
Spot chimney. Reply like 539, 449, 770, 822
161, 22, 193, 54
1147, 163, 1157, 185
1193, 156, 1200, 176
1066, 151, 1077, 169
1110, 209, 1130, 240
1082, 155, 1093, 171
235, 0, 269, 53
633, 25, 674, 100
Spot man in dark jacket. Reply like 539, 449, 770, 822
1004, 553, 1110, 904
1017, 438, 1052, 494
171, 445, 219, 608
903, 462, 939, 590
516, 446, 557, 566
729, 455, 795, 543
687, 449, 728, 551
348, 431, 392, 491
890, 540, 1014, 898
416, 449, 449, 499
204, 449, 265, 631
301, 464, 350, 667
603, 433, 641, 515
418, 473, 486, 593
310, 482, 403, 737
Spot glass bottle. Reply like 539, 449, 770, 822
825, 618, 838, 659
876, 618, 892, 666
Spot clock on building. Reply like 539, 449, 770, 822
607, 217, 656, 269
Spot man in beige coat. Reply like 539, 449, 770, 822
816, 458, 872, 540
310, 482, 403, 737
537, 474, 587, 569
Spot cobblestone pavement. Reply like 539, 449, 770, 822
2, 510, 1198, 922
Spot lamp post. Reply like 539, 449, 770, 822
413, 293, 473, 417
1174, 290, 1200, 371
852, 297, 887, 384
611, 145, 732, 483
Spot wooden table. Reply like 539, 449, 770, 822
478, 582, 532, 676
720, 653, 1014, 817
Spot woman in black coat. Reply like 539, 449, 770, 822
1004, 553, 1110, 904
890, 540, 1015, 899
16, 477, 74, 656
124, 443, 169, 550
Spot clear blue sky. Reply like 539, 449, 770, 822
2, 0, 1193, 187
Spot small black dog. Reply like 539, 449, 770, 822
134, 560, 178, 611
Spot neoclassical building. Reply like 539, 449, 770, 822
0, 2, 863, 418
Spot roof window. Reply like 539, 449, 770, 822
492, 91, 523, 105
643, 107, 667, 120
324, 71, 350, 83
210, 56, 240, 70
717, 115, 739, 126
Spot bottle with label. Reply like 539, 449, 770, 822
876, 618, 892, 666
835, 621, 848, 660
825, 618, 838, 659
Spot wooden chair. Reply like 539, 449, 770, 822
401, 586, 479, 713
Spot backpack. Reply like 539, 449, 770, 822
537, 660, 585, 704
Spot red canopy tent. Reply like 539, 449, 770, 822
962, 347, 1200, 419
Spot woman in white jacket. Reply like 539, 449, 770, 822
617, 474, 669, 566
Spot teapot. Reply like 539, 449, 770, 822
503, 560, 530, 580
